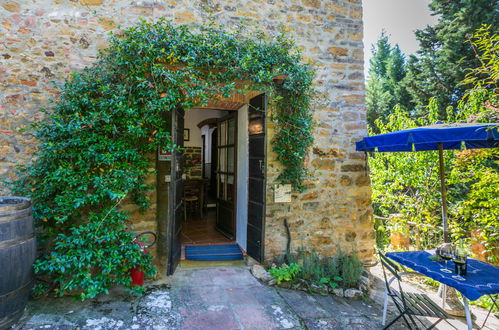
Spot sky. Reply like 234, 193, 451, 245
363, 0, 438, 72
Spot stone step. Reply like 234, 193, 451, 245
179, 259, 246, 268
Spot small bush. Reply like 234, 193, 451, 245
333, 250, 364, 288
268, 263, 301, 285
273, 248, 364, 289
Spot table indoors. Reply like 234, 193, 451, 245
385, 250, 499, 330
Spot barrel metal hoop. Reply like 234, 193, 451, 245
0, 196, 31, 213
0, 280, 33, 302
0, 208, 33, 222
0, 234, 35, 249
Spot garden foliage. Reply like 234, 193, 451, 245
274, 248, 363, 289
370, 26, 498, 262
268, 263, 301, 285
12, 20, 315, 299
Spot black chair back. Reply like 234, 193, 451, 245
379, 252, 408, 311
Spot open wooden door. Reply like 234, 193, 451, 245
215, 113, 237, 239
166, 107, 184, 275
247, 94, 266, 262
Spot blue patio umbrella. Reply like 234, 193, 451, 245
356, 122, 499, 242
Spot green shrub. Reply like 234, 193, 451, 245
269, 263, 301, 285
333, 250, 364, 288
276, 248, 364, 288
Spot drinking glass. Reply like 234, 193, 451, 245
440, 251, 453, 273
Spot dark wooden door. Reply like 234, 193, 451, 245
247, 94, 266, 262
215, 113, 237, 239
167, 107, 184, 275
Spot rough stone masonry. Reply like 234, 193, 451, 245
0, 0, 374, 263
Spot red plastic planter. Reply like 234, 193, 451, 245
130, 267, 145, 286
130, 232, 157, 287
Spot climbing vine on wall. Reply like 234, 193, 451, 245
13, 19, 315, 299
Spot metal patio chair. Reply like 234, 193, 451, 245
481, 294, 498, 329
379, 252, 452, 329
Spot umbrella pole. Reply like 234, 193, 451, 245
439, 145, 466, 317
438, 143, 449, 243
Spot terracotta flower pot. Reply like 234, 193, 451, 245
390, 231, 410, 250
471, 229, 499, 265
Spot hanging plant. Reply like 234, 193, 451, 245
13, 19, 315, 299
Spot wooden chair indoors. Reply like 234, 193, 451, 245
379, 252, 452, 329
183, 179, 204, 222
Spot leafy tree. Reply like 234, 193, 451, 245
366, 33, 412, 131
371, 26, 499, 263
369, 103, 445, 249
386, 46, 412, 111
450, 25, 499, 262
404, 0, 499, 119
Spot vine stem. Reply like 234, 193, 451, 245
94, 194, 127, 234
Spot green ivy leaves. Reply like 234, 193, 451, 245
13, 19, 315, 299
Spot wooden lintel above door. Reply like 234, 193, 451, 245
197, 90, 265, 111
200, 100, 245, 111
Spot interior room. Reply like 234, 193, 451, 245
180, 106, 249, 258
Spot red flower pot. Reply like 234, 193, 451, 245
130, 267, 145, 286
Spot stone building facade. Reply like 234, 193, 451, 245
0, 0, 374, 266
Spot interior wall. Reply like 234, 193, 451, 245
184, 109, 225, 148
236, 105, 249, 251
184, 109, 225, 180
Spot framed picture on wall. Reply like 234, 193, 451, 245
184, 128, 190, 141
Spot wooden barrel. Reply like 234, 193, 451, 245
0, 197, 36, 330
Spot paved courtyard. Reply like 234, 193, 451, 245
13, 265, 497, 329
14, 265, 386, 330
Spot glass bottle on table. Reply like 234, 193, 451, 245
452, 243, 467, 281
439, 244, 454, 273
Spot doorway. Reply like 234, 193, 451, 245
161, 93, 266, 274
180, 109, 233, 247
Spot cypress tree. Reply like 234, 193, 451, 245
366, 33, 412, 132
404, 0, 499, 119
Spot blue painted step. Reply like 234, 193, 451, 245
185, 244, 243, 261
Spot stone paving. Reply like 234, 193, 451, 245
15, 265, 387, 330
14, 264, 497, 330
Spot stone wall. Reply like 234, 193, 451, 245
0, 0, 374, 263
257, 0, 374, 262
119, 157, 159, 260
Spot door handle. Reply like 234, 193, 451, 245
259, 160, 264, 172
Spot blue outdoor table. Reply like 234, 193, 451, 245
386, 250, 499, 329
